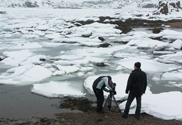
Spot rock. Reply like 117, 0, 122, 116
153, 1, 182, 15
40, 58, 46, 61
98, 37, 105, 42
96, 63, 106, 67
59, 98, 94, 112
99, 16, 116, 23
152, 28, 164, 34
0, 57, 4, 61
159, 1, 169, 14
114, 19, 132, 34
99, 43, 111, 48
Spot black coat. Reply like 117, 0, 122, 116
126, 69, 147, 96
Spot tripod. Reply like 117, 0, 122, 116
103, 92, 121, 113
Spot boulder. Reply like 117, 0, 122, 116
99, 43, 111, 48
153, 1, 182, 15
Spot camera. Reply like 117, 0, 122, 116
110, 83, 117, 95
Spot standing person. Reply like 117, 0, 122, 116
122, 62, 147, 120
92, 76, 115, 113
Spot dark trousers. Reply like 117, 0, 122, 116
93, 88, 104, 112
123, 92, 142, 118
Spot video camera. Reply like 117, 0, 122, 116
110, 83, 117, 96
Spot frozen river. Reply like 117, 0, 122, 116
0, 8, 182, 120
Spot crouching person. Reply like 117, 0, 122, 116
92, 76, 115, 113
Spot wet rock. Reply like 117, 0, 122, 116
152, 28, 164, 34
112, 40, 128, 44
99, 16, 116, 23
0, 57, 4, 61
40, 58, 46, 61
60, 98, 95, 112
96, 62, 106, 67
114, 19, 132, 34
112, 19, 169, 33
98, 36, 105, 42
99, 43, 111, 48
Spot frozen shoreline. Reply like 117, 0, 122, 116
0, 7, 182, 121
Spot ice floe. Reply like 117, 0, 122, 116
31, 81, 86, 98
0, 65, 52, 84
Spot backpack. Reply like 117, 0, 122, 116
92, 76, 105, 89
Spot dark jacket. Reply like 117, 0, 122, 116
126, 69, 147, 96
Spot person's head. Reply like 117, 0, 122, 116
134, 62, 141, 69
107, 76, 116, 88
107, 76, 112, 82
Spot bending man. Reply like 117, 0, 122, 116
92, 76, 115, 113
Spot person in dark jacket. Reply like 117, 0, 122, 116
92, 76, 115, 113
122, 62, 147, 120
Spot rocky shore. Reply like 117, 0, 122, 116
2, 112, 181, 125
1, 97, 182, 125
1, 108, 182, 125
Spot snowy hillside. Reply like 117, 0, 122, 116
0, 0, 165, 8
0, 0, 182, 10
1, 0, 181, 16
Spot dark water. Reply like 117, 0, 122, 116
0, 84, 82, 119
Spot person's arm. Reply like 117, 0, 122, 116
103, 88, 109, 92
126, 73, 133, 94
103, 77, 113, 90
143, 73, 147, 94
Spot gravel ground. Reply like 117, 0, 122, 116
1, 111, 182, 125
1, 97, 182, 125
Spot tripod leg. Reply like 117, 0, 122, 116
103, 95, 110, 110
113, 96, 121, 113
107, 95, 112, 110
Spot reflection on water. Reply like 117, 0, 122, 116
0, 84, 82, 119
